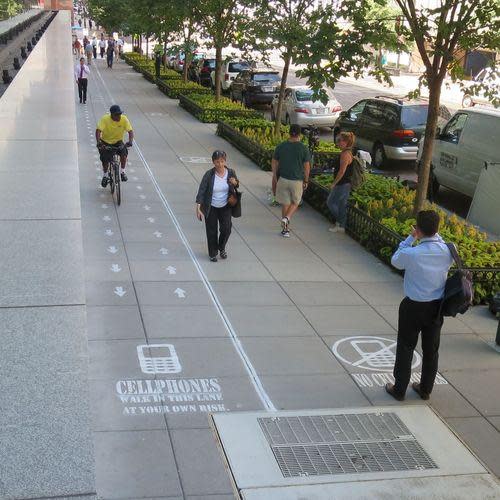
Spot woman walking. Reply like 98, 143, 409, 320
327, 131, 355, 233
196, 151, 239, 262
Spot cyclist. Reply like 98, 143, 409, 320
96, 105, 134, 188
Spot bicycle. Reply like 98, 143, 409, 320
102, 144, 130, 206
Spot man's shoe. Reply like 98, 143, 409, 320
412, 383, 430, 400
120, 172, 128, 182
210, 256, 218, 262
101, 175, 108, 188
385, 383, 405, 401
281, 229, 290, 238
328, 224, 345, 233
220, 250, 227, 259
281, 216, 289, 231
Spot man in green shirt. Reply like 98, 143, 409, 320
272, 124, 311, 237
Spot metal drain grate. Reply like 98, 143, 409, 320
258, 413, 438, 477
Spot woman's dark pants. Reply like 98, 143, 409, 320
205, 205, 232, 258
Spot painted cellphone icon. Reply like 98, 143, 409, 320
136, 344, 182, 374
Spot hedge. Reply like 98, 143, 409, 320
122, 52, 181, 82
303, 173, 500, 304
216, 117, 340, 171
179, 94, 262, 123
156, 79, 212, 99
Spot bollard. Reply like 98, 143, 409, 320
21, 47, 27, 59
27, 42, 32, 51
32, 37, 37, 46
13, 58, 20, 70
2, 69, 12, 84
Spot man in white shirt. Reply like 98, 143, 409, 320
386, 210, 453, 402
99, 35, 106, 58
91, 36, 97, 59
117, 37, 124, 57
74, 57, 90, 104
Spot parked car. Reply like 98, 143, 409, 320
210, 60, 251, 92
171, 53, 185, 72
333, 95, 429, 168
197, 58, 216, 87
462, 68, 500, 108
418, 108, 500, 198
230, 70, 281, 107
271, 86, 342, 128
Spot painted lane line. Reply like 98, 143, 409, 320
143, 205, 151, 211
94, 61, 275, 412
154, 231, 162, 238
105, 229, 114, 236
136, 185, 143, 190
147, 217, 155, 223
139, 194, 146, 200
101, 203, 108, 209
107, 246, 118, 254
102, 215, 111, 221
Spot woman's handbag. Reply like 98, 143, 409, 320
229, 189, 242, 218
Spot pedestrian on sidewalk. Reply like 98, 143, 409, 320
74, 38, 82, 58
89, 19, 93, 30
75, 57, 90, 104
92, 36, 97, 59
84, 39, 93, 65
99, 35, 106, 58
107, 36, 115, 68
385, 210, 453, 402
327, 131, 355, 233
271, 124, 311, 237
196, 151, 239, 262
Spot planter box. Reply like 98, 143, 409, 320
179, 94, 261, 123
217, 121, 340, 172
217, 121, 272, 171
156, 79, 212, 99
303, 176, 500, 302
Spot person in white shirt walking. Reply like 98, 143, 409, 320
75, 57, 90, 104
386, 210, 453, 402
99, 35, 106, 58
91, 36, 97, 59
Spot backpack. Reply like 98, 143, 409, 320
350, 155, 366, 190
440, 243, 473, 317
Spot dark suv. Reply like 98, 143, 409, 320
188, 58, 216, 87
333, 96, 429, 167
230, 70, 281, 107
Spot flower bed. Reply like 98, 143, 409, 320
304, 173, 500, 303
216, 118, 340, 171
179, 94, 261, 123
122, 53, 181, 82
156, 79, 212, 99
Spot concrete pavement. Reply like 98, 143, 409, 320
78, 49, 500, 498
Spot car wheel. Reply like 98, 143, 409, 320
462, 94, 474, 108
372, 143, 386, 169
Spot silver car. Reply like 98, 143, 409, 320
271, 86, 342, 128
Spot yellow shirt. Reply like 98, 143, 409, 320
97, 113, 133, 144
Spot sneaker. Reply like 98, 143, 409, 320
120, 172, 128, 182
328, 225, 345, 233
210, 256, 218, 262
101, 175, 108, 188
281, 216, 289, 231
220, 250, 227, 259
281, 229, 290, 238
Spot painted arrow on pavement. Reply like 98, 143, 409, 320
159, 248, 169, 255
103, 215, 111, 222
114, 286, 126, 297
107, 246, 118, 254
139, 194, 146, 199
110, 264, 122, 273
147, 217, 155, 223
166, 266, 177, 275
143, 205, 151, 211
174, 288, 186, 298
101, 204, 108, 209
105, 229, 114, 236
154, 231, 163, 238
136, 185, 143, 190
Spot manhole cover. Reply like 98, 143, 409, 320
210, 406, 499, 499
258, 413, 437, 477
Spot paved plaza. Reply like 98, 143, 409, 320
1, 11, 499, 500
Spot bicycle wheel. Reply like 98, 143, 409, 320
114, 162, 121, 206
109, 162, 115, 195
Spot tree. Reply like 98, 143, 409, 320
195, 0, 252, 100
0, 0, 22, 20
249, 0, 397, 136
393, 0, 500, 213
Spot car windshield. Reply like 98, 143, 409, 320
253, 73, 280, 82
228, 62, 249, 73
401, 105, 429, 128
205, 60, 216, 68
295, 88, 335, 102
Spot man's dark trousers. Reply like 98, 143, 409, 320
77, 77, 88, 102
393, 297, 443, 396
204, 205, 232, 258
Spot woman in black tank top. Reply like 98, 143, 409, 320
327, 132, 355, 232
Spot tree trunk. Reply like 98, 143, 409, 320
215, 44, 223, 101
146, 36, 149, 58
274, 51, 291, 137
413, 76, 443, 214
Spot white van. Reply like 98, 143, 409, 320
424, 108, 500, 198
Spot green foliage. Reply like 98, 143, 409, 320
312, 173, 500, 302
157, 79, 212, 98
180, 94, 261, 122
0, 0, 22, 20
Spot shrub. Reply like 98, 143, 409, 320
312, 173, 500, 303
157, 79, 212, 99
180, 94, 261, 122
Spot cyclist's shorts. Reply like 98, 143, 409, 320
98, 141, 128, 163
